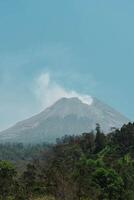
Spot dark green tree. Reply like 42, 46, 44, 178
22, 164, 37, 199
0, 160, 16, 200
95, 124, 106, 153
93, 168, 124, 200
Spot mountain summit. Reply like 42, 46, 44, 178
0, 97, 129, 143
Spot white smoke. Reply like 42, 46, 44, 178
35, 72, 93, 109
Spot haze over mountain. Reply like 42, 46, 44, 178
0, 97, 129, 144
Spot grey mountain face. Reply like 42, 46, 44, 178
0, 97, 129, 144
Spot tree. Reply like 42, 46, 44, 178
73, 156, 100, 200
93, 168, 124, 200
22, 164, 37, 198
95, 124, 106, 153
80, 132, 95, 154
0, 160, 16, 200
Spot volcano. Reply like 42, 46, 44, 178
0, 97, 129, 143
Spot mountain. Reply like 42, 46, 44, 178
0, 97, 129, 143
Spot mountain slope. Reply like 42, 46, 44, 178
0, 97, 129, 143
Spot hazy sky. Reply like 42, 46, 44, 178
0, 0, 134, 130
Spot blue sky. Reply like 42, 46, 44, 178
0, 0, 134, 130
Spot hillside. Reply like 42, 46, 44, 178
0, 97, 129, 143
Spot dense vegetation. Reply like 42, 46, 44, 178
0, 143, 51, 161
1, 123, 134, 199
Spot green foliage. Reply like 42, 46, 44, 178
1, 123, 134, 199
0, 143, 50, 162
0, 161, 16, 200
93, 168, 124, 200
95, 124, 107, 153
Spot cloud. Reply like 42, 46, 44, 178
34, 72, 93, 109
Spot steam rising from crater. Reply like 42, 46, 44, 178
35, 73, 93, 109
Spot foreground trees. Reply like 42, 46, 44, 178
1, 123, 134, 199
0, 161, 16, 200
93, 168, 124, 200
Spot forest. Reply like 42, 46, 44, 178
0, 122, 134, 200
